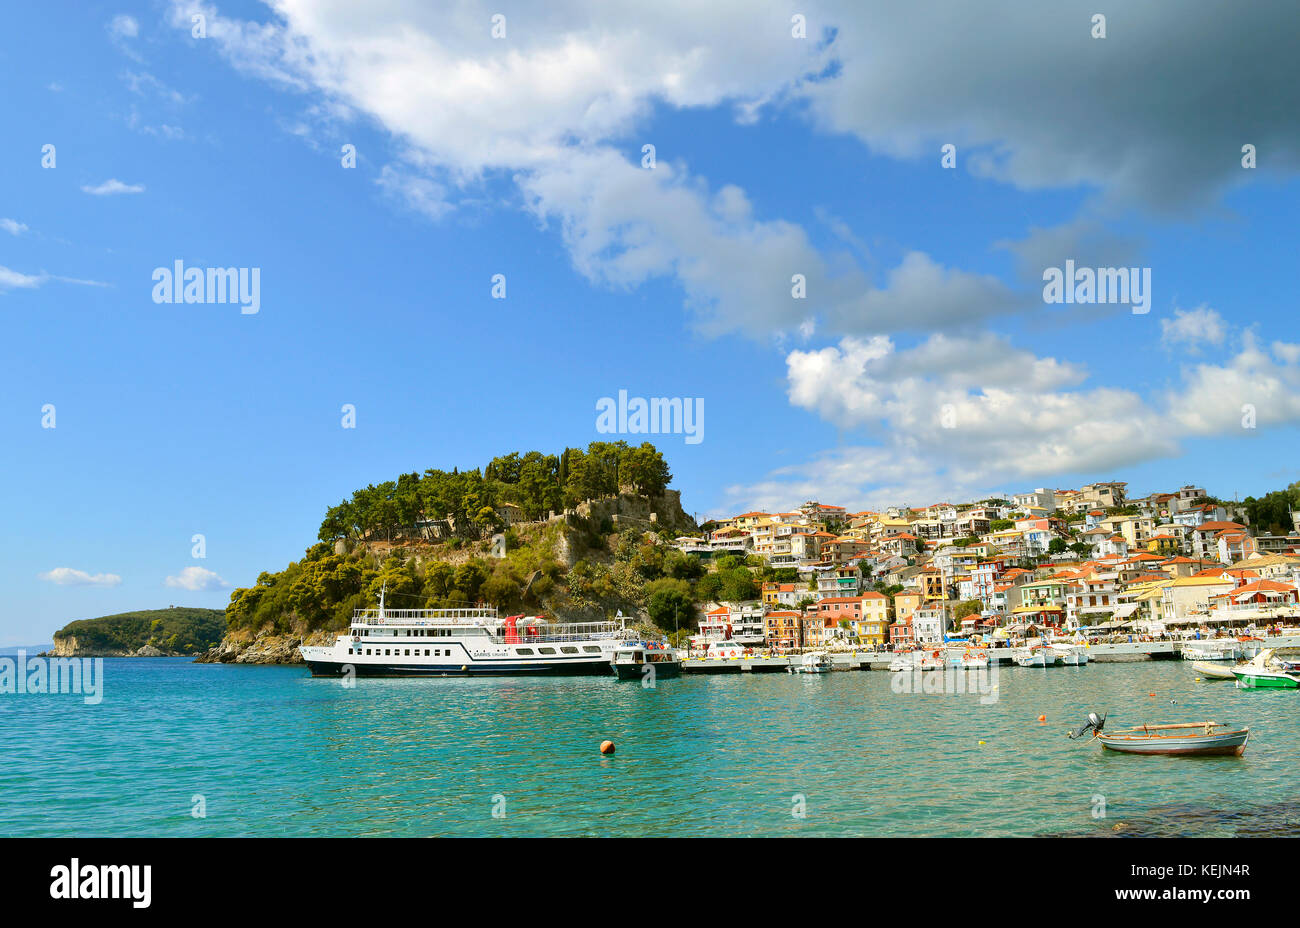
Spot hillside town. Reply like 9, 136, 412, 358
675, 483, 1300, 654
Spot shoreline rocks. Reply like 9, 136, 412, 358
41, 637, 200, 658
194, 628, 336, 665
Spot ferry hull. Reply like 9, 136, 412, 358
611, 661, 681, 680
304, 657, 613, 677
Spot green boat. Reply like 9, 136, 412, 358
1233, 648, 1300, 689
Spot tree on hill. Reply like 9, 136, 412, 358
53, 607, 226, 655
317, 441, 674, 543
1243, 482, 1300, 535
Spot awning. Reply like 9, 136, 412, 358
1111, 603, 1140, 619
1234, 590, 1289, 603
1094, 618, 1134, 630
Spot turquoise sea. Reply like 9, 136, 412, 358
4, 657, 1298, 837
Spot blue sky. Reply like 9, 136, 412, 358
3, 1, 1300, 644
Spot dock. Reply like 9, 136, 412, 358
678, 633, 1300, 673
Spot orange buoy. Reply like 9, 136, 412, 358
600, 740, 615, 755
1037, 714, 1046, 722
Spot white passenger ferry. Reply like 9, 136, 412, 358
300, 588, 632, 677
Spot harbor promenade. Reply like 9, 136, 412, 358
680, 633, 1300, 673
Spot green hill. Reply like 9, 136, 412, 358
219, 441, 726, 650
52, 607, 227, 656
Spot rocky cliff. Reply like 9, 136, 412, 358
47, 637, 171, 658
193, 627, 337, 665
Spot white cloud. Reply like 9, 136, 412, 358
1273, 342, 1300, 365
720, 323, 1300, 511
108, 13, 144, 61
108, 14, 139, 39
0, 267, 110, 293
802, 1, 1300, 211
784, 332, 1168, 482
0, 266, 45, 289
0, 218, 28, 236
169, 0, 1022, 339
164, 566, 231, 592
39, 568, 123, 588
1167, 332, 1300, 435
81, 179, 145, 195
375, 165, 453, 221
996, 218, 1145, 286
163, 0, 1300, 510
1161, 305, 1227, 350
122, 70, 192, 105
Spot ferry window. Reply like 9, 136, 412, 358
385, 649, 391, 656
538, 647, 556, 655
583, 646, 601, 653
366, 649, 372, 655
404, 649, 410, 656
516, 648, 534, 656
561, 646, 578, 654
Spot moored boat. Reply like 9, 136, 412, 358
788, 651, 833, 674
1069, 713, 1249, 756
1053, 643, 1089, 666
299, 587, 632, 677
1013, 643, 1061, 667
959, 649, 989, 670
889, 652, 920, 672
1233, 647, 1300, 689
1181, 639, 1239, 662
919, 648, 946, 671
1191, 660, 1237, 680
610, 641, 681, 680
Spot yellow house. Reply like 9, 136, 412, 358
850, 592, 891, 647
893, 591, 922, 623
1146, 534, 1179, 556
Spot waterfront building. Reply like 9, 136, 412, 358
889, 618, 916, 649
763, 610, 802, 651
816, 566, 862, 600
1159, 575, 1237, 624
893, 591, 922, 623
762, 582, 804, 609
912, 605, 945, 643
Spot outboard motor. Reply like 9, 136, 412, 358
1069, 712, 1106, 740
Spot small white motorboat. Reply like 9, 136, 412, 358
1013, 644, 1061, 667
944, 647, 988, 669
1181, 640, 1239, 661
1233, 648, 1300, 689
788, 651, 833, 674
1055, 644, 1089, 666
1191, 660, 1237, 680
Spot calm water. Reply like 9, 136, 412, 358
3, 657, 1297, 837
